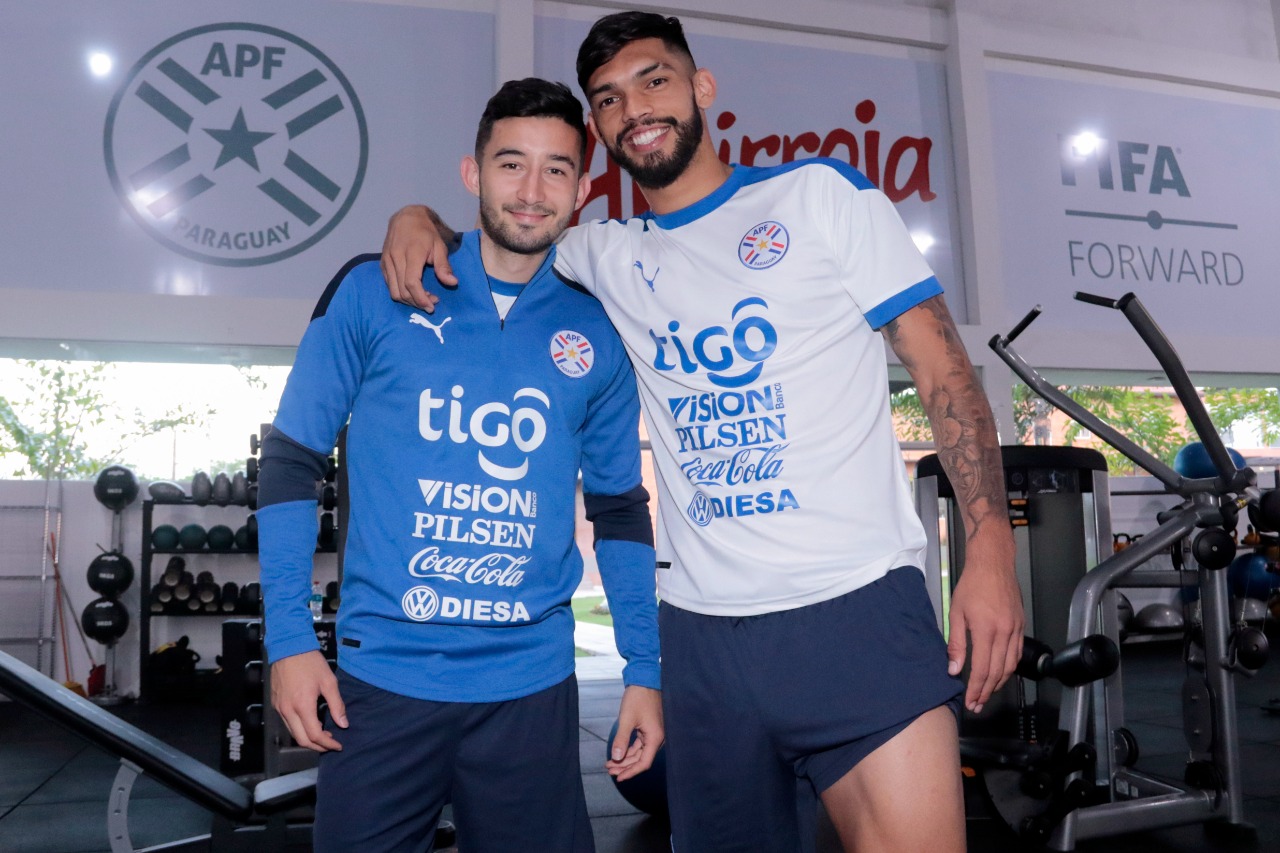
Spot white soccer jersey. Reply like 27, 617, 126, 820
556, 160, 941, 616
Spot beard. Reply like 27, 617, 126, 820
607, 104, 703, 190
478, 198, 570, 256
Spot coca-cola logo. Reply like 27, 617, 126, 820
407, 546, 528, 587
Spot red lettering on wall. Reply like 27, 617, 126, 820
575, 97, 935, 222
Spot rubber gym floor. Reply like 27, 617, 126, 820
1, 641, 1279, 852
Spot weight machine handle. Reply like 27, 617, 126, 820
1074, 291, 1251, 494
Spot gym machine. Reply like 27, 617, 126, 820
916, 445, 1110, 738
980, 291, 1267, 849
0, 647, 315, 852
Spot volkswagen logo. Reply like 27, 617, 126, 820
402, 585, 440, 622
686, 491, 713, 527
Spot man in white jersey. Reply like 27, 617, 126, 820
379, 12, 1023, 852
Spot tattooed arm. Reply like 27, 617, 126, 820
883, 295, 1024, 713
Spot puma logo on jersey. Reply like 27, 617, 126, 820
410, 313, 451, 343
634, 260, 660, 292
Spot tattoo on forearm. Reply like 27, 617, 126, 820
886, 297, 1004, 539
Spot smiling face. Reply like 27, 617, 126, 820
463, 115, 590, 261
584, 37, 714, 191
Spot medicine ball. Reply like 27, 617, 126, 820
152, 524, 180, 551
206, 524, 235, 551
87, 551, 134, 597
93, 465, 139, 511
1173, 442, 1244, 480
178, 524, 208, 551
81, 598, 129, 643
606, 719, 668, 817
1228, 553, 1278, 599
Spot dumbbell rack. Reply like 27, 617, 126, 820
138, 498, 338, 701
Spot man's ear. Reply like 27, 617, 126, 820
574, 172, 592, 212
461, 155, 480, 198
692, 67, 717, 110
586, 113, 603, 146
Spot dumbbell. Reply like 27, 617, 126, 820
249, 423, 273, 456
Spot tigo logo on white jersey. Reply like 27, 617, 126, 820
650, 297, 778, 388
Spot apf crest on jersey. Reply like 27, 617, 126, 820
739, 221, 789, 270
550, 330, 593, 378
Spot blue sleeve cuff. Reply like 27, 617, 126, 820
595, 538, 660, 690
864, 276, 943, 330
259, 501, 322, 663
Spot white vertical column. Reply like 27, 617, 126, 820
944, 0, 1018, 445
495, 0, 537, 87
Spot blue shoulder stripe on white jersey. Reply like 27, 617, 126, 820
864, 276, 944, 330
649, 159, 877, 229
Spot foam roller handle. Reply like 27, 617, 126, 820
1015, 635, 1120, 686
1015, 636, 1054, 681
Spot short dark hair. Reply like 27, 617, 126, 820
474, 78, 588, 169
575, 11, 695, 95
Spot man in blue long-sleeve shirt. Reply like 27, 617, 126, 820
257, 78, 662, 853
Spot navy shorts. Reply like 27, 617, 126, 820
660, 566, 963, 852
313, 671, 593, 853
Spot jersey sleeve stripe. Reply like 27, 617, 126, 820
863, 276, 944, 330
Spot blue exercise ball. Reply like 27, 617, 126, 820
1227, 553, 1278, 599
606, 719, 668, 817
1173, 442, 1244, 479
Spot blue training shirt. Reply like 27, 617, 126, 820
259, 231, 660, 702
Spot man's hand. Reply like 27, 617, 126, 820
380, 205, 453, 311
270, 650, 348, 752
946, 532, 1024, 713
606, 685, 663, 782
